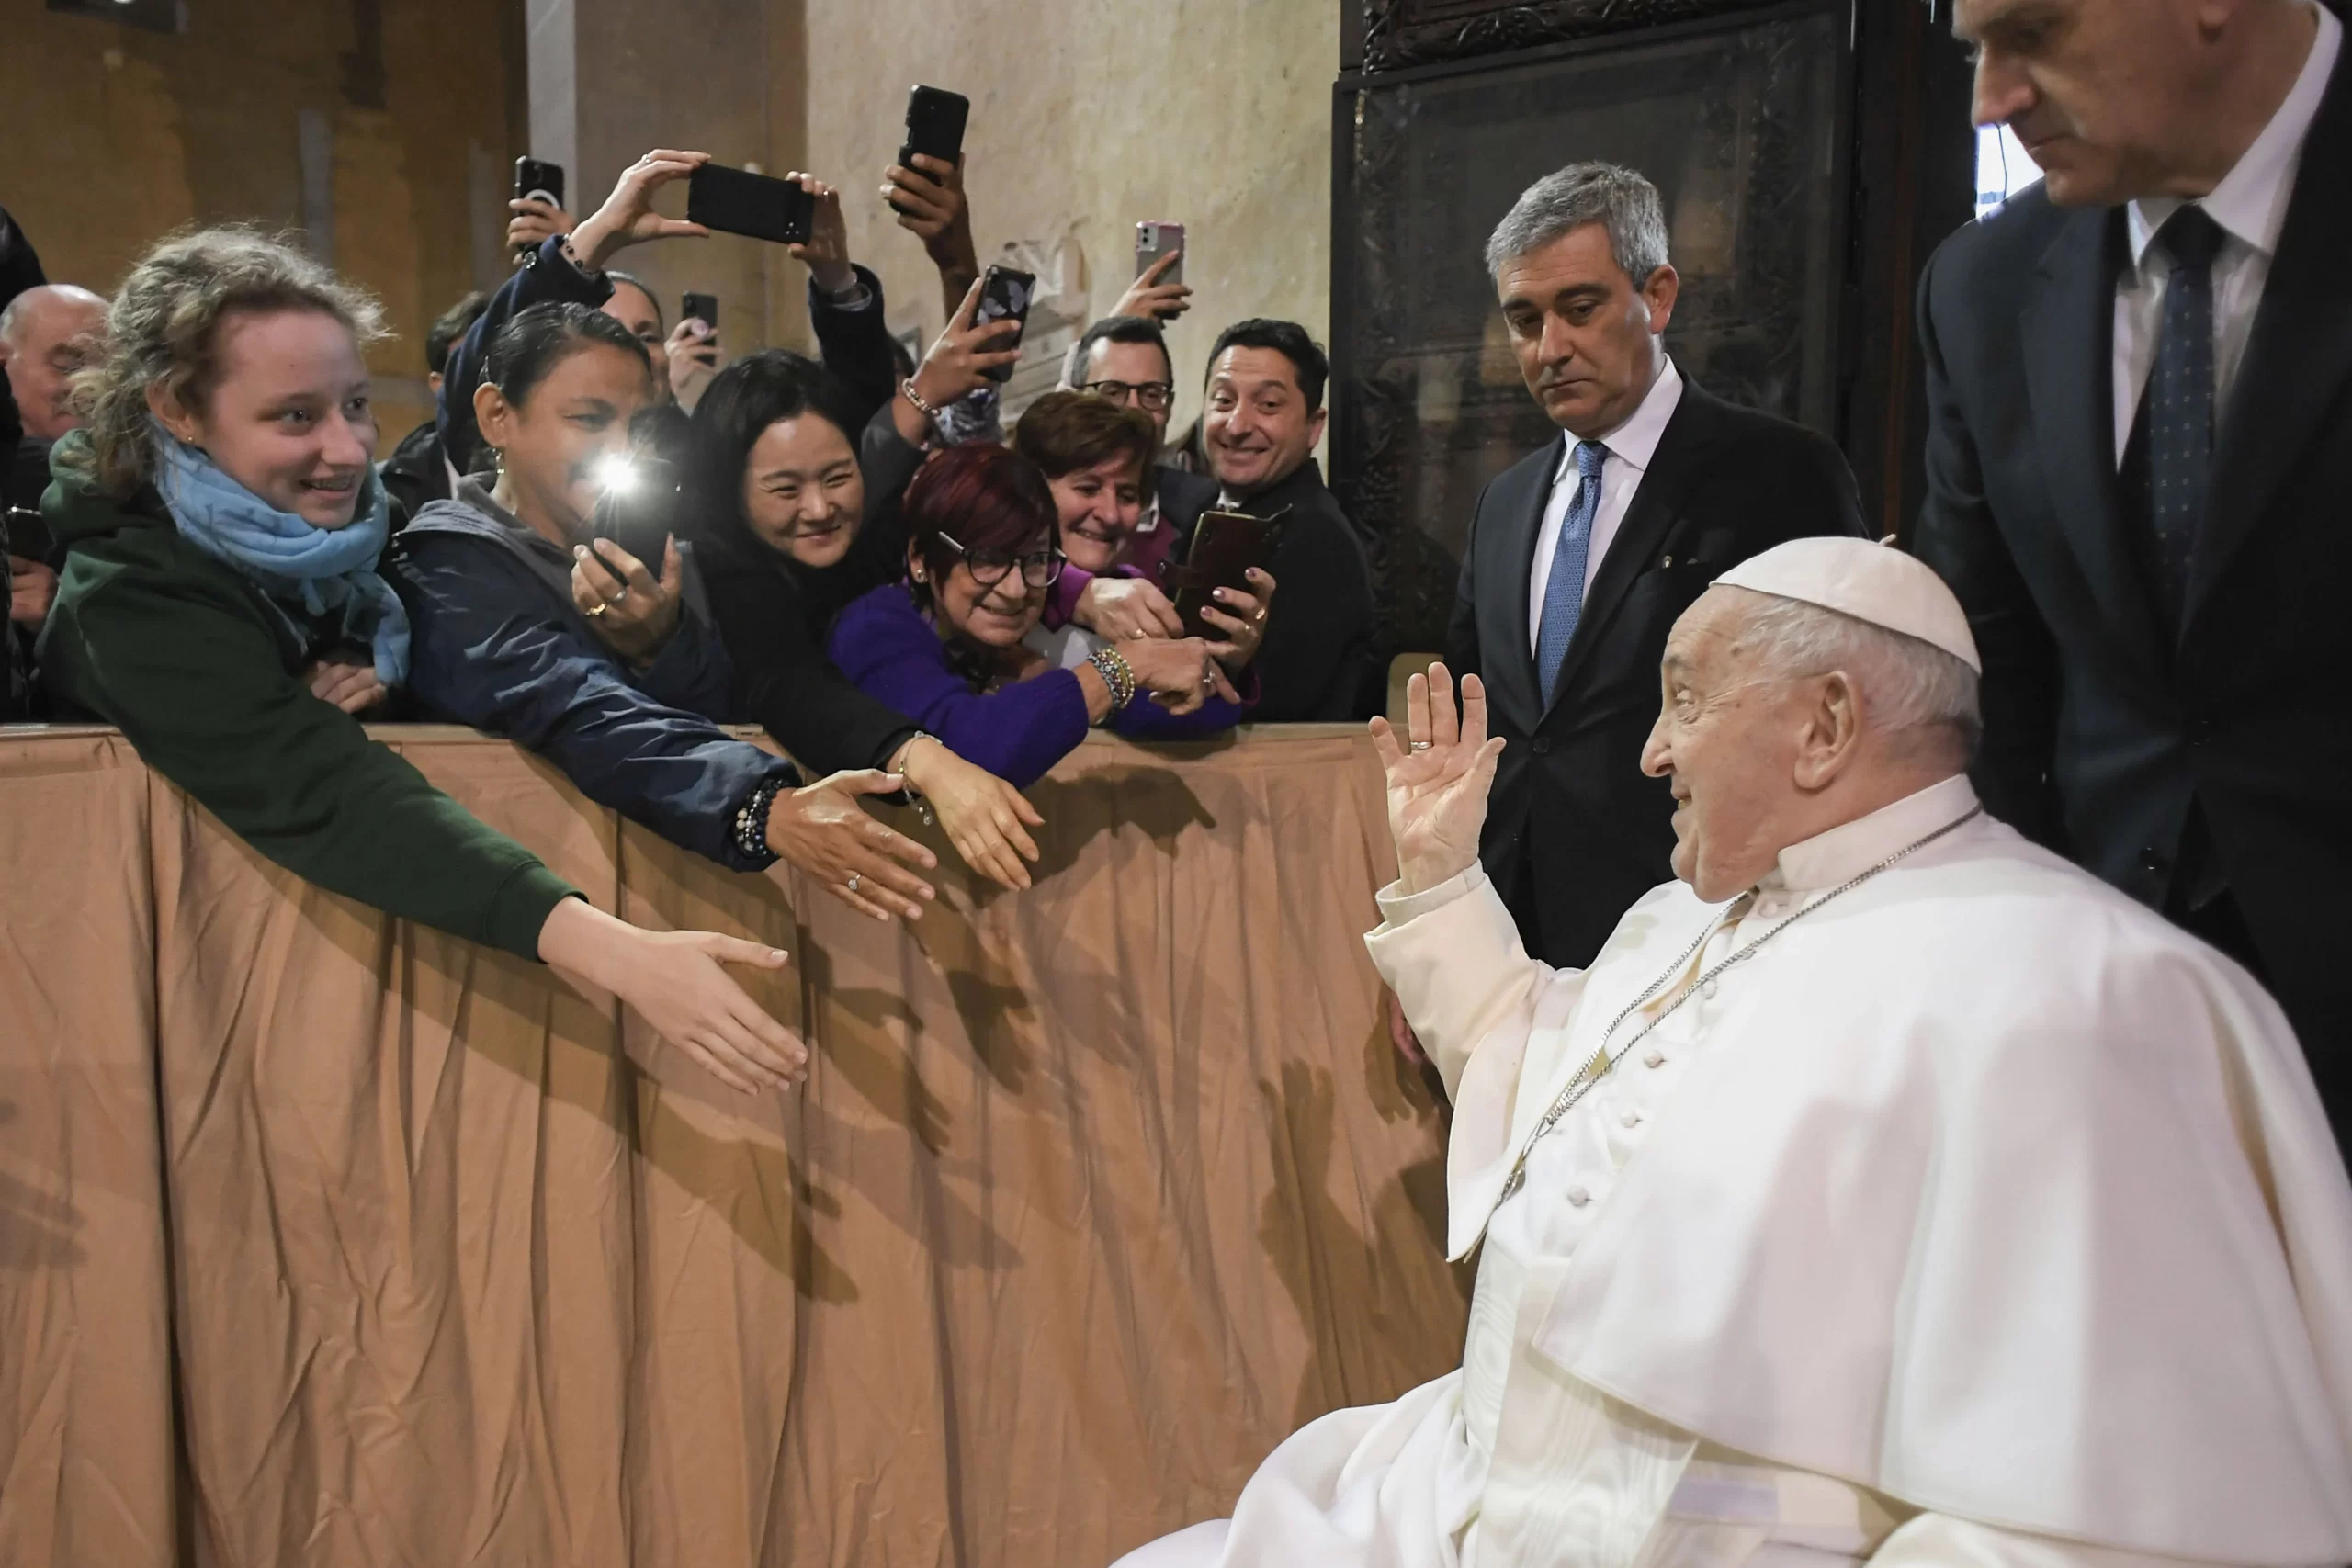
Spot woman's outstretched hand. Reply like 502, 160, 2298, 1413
897, 737, 1044, 892
1368, 663, 1503, 896
537, 897, 806, 1095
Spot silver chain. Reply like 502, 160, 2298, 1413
1494, 807, 1983, 1202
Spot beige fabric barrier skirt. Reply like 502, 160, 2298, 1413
0, 724, 1469, 1568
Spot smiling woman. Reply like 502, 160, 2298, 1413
37, 228, 808, 1094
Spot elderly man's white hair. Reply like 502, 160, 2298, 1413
1728, 589, 1984, 761
1483, 163, 1669, 285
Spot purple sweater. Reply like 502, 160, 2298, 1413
828, 584, 1252, 787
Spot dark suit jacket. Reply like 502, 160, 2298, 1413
1911, 47, 2352, 1129
1162, 458, 1380, 722
1448, 378, 1869, 969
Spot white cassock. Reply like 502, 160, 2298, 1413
1118, 773, 2352, 1568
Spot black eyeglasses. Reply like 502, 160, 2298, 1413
937, 531, 1066, 588
1080, 378, 1174, 412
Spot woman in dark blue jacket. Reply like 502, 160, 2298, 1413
389, 302, 938, 924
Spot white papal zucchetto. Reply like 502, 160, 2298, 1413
1713, 536, 1982, 674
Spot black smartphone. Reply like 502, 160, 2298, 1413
681, 292, 718, 332
588, 452, 682, 574
891, 85, 969, 212
974, 265, 1035, 384
685, 164, 814, 246
513, 157, 564, 209
1168, 508, 1287, 641
512, 157, 566, 255
4, 506, 57, 570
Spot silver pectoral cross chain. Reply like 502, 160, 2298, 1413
1492, 807, 1984, 1204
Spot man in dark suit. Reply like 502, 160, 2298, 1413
1162, 319, 1381, 722
1914, 0, 2346, 1136
1449, 163, 1869, 969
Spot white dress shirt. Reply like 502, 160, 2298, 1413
1527, 355, 1683, 657
2111, 1, 2338, 464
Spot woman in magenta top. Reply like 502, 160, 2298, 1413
828, 444, 1270, 788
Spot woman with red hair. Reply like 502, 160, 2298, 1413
827, 444, 1253, 787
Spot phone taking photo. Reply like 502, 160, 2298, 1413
1168, 508, 1286, 642
681, 292, 718, 332
974, 265, 1035, 384
892, 85, 969, 213
1136, 220, 1185, 287
514, 157, 565, 209
685, 164, 814, 246
512, 157, 566, 254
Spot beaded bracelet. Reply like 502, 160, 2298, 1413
898, 377, 943, 424
1087, 647, 1136, 720
730, 776, 788, 867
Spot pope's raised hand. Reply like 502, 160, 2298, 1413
1367, 662, 1504, 895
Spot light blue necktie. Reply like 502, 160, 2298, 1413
1535, 440, 1606, 703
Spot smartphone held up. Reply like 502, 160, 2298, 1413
686, 164, 815, 246
974, 265, 1035, 384
1136, 220, 1184, 287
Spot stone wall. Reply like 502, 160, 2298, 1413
1, 0, 520, 456
798, 0, 1337, 435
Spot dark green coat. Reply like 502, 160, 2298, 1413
36, 435, 575, 960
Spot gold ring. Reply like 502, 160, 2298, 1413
586, 603, 608, 617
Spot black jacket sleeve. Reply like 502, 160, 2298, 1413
436, 238, 615, 478
394, 536, 794, 872
1253, 498, 1379, 723
1907, 249, 2069, 851
706, 561, 921, 775
811, 264, 901, 435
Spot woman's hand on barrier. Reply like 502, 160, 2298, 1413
572, 536, 684, 664
1072, 575, 1182, 642
304, 652, 388, 716
897, 737, 1044, 892
1120, 636, 1238, 717
767, 769, 941, 921
1199, 566, 1275, 673
536, 898, 805, 1095
571, 149, 710, 272
506, 197, 574, 261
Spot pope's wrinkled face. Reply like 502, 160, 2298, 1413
1639, 588, 1817, 900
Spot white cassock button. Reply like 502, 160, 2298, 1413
1620, 1109, 1642, 1129
1701, 979, 1720, 1000
1643, 1050, 1665, 1069
1566, 1186, 1591, 1208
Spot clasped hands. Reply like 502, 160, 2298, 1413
1368, 662, 1504, 897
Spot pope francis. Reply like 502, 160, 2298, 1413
1115, 538, 2352, 1568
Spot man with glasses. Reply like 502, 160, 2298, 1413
1065, 314, 1218, 571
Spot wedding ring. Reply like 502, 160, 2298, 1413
586, 602, 608, 617
1410, 740, 1433, 751
605, 588, 628, 606
846, 874, 861, 894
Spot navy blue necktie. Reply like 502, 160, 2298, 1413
2140, 205, 2227, 626
1535, 440, 1606, 703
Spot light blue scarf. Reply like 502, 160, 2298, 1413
152, 424, 411, 685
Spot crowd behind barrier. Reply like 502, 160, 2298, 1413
6, 7, 2352, 1556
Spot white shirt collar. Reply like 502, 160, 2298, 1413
1758, 773, 1981, 896
1555, 354, 1681, 479
2128, 2, 2339, 268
